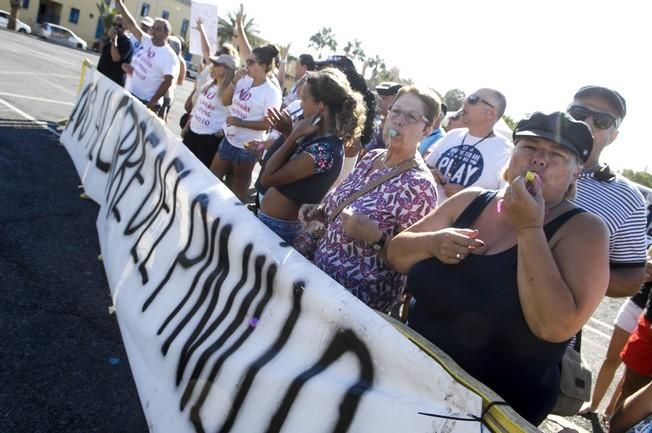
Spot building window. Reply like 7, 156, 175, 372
140, 3, 150, 16
69, 7, 80, 24
180, 18, 189, 38
22, 0, 29, 8
161, 10, 169, 19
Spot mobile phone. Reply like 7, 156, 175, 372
311, 115, 321, 127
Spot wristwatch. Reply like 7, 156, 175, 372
371, 232, 388, 252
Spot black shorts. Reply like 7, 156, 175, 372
183, 129, 221, 168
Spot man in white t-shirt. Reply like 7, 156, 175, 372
116, 0, 179, 114
426, 88, 513, 204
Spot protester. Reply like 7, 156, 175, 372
365, 81, 402, 151
426, 89, 513, 204
567, 86, 648, 298
255, 68, 366, 243
159, 35, 186, 121
418, 101, 447, 158
308, 86, 438, 313
181, 54, 236, 168
209, 44, 282, 202
443, 109, 464, 132
96, 14, 133, 86
314, 55, 377, 184
388, 111, 609, 424
280, 53, 316, 107
116, 0, 179, 115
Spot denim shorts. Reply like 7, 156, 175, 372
218, 137, 258, 164
257, 210, 302, 244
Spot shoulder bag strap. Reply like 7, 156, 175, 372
328, 155, 417, 222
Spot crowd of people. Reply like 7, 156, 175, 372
94, 2, 652, 430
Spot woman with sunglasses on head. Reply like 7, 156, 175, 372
388, 111, 610, 425
181, 54, 236, 168
304, 86, 438, 314
209, 44, 282, 202
256, 68, 366, 243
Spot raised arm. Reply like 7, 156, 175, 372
234, 4, 252, 61
277, 43, 290, 88
115, 0, 142, 41
193, 17, 212, 64
505, 176, 609, 343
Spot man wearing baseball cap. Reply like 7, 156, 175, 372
567, 86, 647, 298
364, 81, 402, 151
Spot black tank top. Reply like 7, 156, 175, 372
407, 191, 585, 425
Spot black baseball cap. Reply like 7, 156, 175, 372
376, 81, 402, 96
315, 55, 355, 70
513, 111, 593, 162
574, 86, 626, 119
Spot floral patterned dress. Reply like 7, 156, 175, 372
314, 149, 437, 312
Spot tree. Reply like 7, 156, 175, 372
444, 89, 466, 112
621, 169, 652, 188
8, 0, 21, 31
309, 27, 337, 59
96, 1, 117, 39
218, 10, 262, 47
343, 39, 365, 63
502, 114, 517, 131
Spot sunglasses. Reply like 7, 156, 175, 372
388, 107, 429, 125
467, 94, 495, 108
567, 105, 618, 130
112, 23, 123, 28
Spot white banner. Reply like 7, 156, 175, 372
189, 0, 219, 56
60, 69, 535, 433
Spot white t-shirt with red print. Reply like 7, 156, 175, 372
190, 82, 228, 135
129, 35, 179, 103
224, 77, 282, 149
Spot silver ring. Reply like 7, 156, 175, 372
456, 253, 461, 259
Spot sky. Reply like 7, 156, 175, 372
207, 0, 650, 172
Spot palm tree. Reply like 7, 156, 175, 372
309, 27, 337, 59
8, 0, 21, 31
343, 39, 365, 64
96, 1, 117, 39
218, 11, 262, 47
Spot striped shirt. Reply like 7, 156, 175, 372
572, 172, 647, 267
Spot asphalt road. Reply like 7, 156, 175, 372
0, 28, 628, 433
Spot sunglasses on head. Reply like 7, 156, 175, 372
567, 105, 618, 130
467, 94, 495, 108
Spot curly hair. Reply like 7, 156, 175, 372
305, 68, 366, 145
320, 62, 376, 145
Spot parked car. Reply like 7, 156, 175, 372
36, 22, 87, 50
185, 60, 199, 80
0, 9, 32, 33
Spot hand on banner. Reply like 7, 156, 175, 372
193, 17, 204, 31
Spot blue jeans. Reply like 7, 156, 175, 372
257, 210, 302, 244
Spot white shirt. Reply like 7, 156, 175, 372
129, 35, 179, 103
224, 77, 282, 149
426, 128, 513, 204
190, 82, 228, 135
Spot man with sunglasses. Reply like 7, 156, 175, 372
97, 15, 133, 86
425, 88, 512, 204
568, 86, 647, 297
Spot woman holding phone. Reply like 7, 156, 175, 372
257, 68, 366, 243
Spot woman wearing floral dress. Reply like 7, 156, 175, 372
309, 86, 440, 313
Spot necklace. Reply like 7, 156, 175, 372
381, 152, 413, 170
460, 131, 494, 148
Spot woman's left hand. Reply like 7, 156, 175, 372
226, 116, 240, 127
503, 173, 545, 231
340, 209, 381, 244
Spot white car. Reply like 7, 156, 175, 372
0, 9, 32, 33
37, 22, 87, 50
